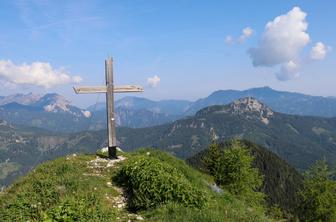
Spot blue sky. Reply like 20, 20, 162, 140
0, 0, 335, 107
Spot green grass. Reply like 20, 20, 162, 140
0, 154, 124, 221
144, 194, 271, 222
0, 149, 277, 221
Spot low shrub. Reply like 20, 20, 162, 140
114, 154, 207, 211
204, 140, 264, 207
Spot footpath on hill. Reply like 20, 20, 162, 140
0, 149, 276, 222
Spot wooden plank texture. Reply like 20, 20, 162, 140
73, 86, 107, 94
114, 85, 144, 93
105, 58, 117, 151
73, 85, 143, 94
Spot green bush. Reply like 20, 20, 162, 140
204, 140, 264, 207
114, 154, 207, 211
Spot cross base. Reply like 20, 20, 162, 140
108, 146, 117, 159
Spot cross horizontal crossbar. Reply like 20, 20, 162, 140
73, 85, 144, 94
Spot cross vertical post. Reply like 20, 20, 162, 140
105, 58, 117, 158
73, 57, 144, 159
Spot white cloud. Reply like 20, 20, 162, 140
225, 35, 233, 44
239, 27, 254, 42
0, 60, 82, 88
225, 27, 253, 44
147, 75, 160, 88
310, 42, 329, 60
248, 7, 310, 67
276, 61, 300, 81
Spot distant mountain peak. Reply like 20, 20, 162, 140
38, 94, 91, 117
230, 97, 273, 116
230, 97, 274, 124
0, 93, 42, 106
196, 97, 274, 124
35, 93, 71, 112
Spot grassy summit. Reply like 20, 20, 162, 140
0, 149, 275, 222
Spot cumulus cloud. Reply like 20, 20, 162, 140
225, 35, 233, 44
147, 75, 160, 88
276, 61, 300, 81
248, 7, 310, 67
0, 60, 82, 88
239, 27, 254, 42
310, 42, 330, 60
225, 27, 254, 45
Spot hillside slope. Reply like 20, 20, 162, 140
0, 121, 104, 187
0, 150, 275, 222
187, 140, 303, 215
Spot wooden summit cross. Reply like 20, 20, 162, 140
73, 57, 144, 159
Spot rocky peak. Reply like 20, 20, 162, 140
229, 97, 274, 124
33, 93, 71, 112
196, 97, 274, 124
230, 97, 273, 114
36, 93, 91, 118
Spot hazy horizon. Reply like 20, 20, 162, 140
1, 85, 336, 109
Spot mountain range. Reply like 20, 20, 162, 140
0, 93, 183, 131
2, 96, 336, 188
0, 93, 93, 132
2, 87, 336, 132
117, 97, 336, 170
184, 87, 336, 117
94, 86, 336, 118
83, 86, 336, 131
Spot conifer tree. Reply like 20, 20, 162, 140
299, 160, 336, 222
204, 143, 221, 178
218, 140, 264, 205
205, 140, 264, 207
